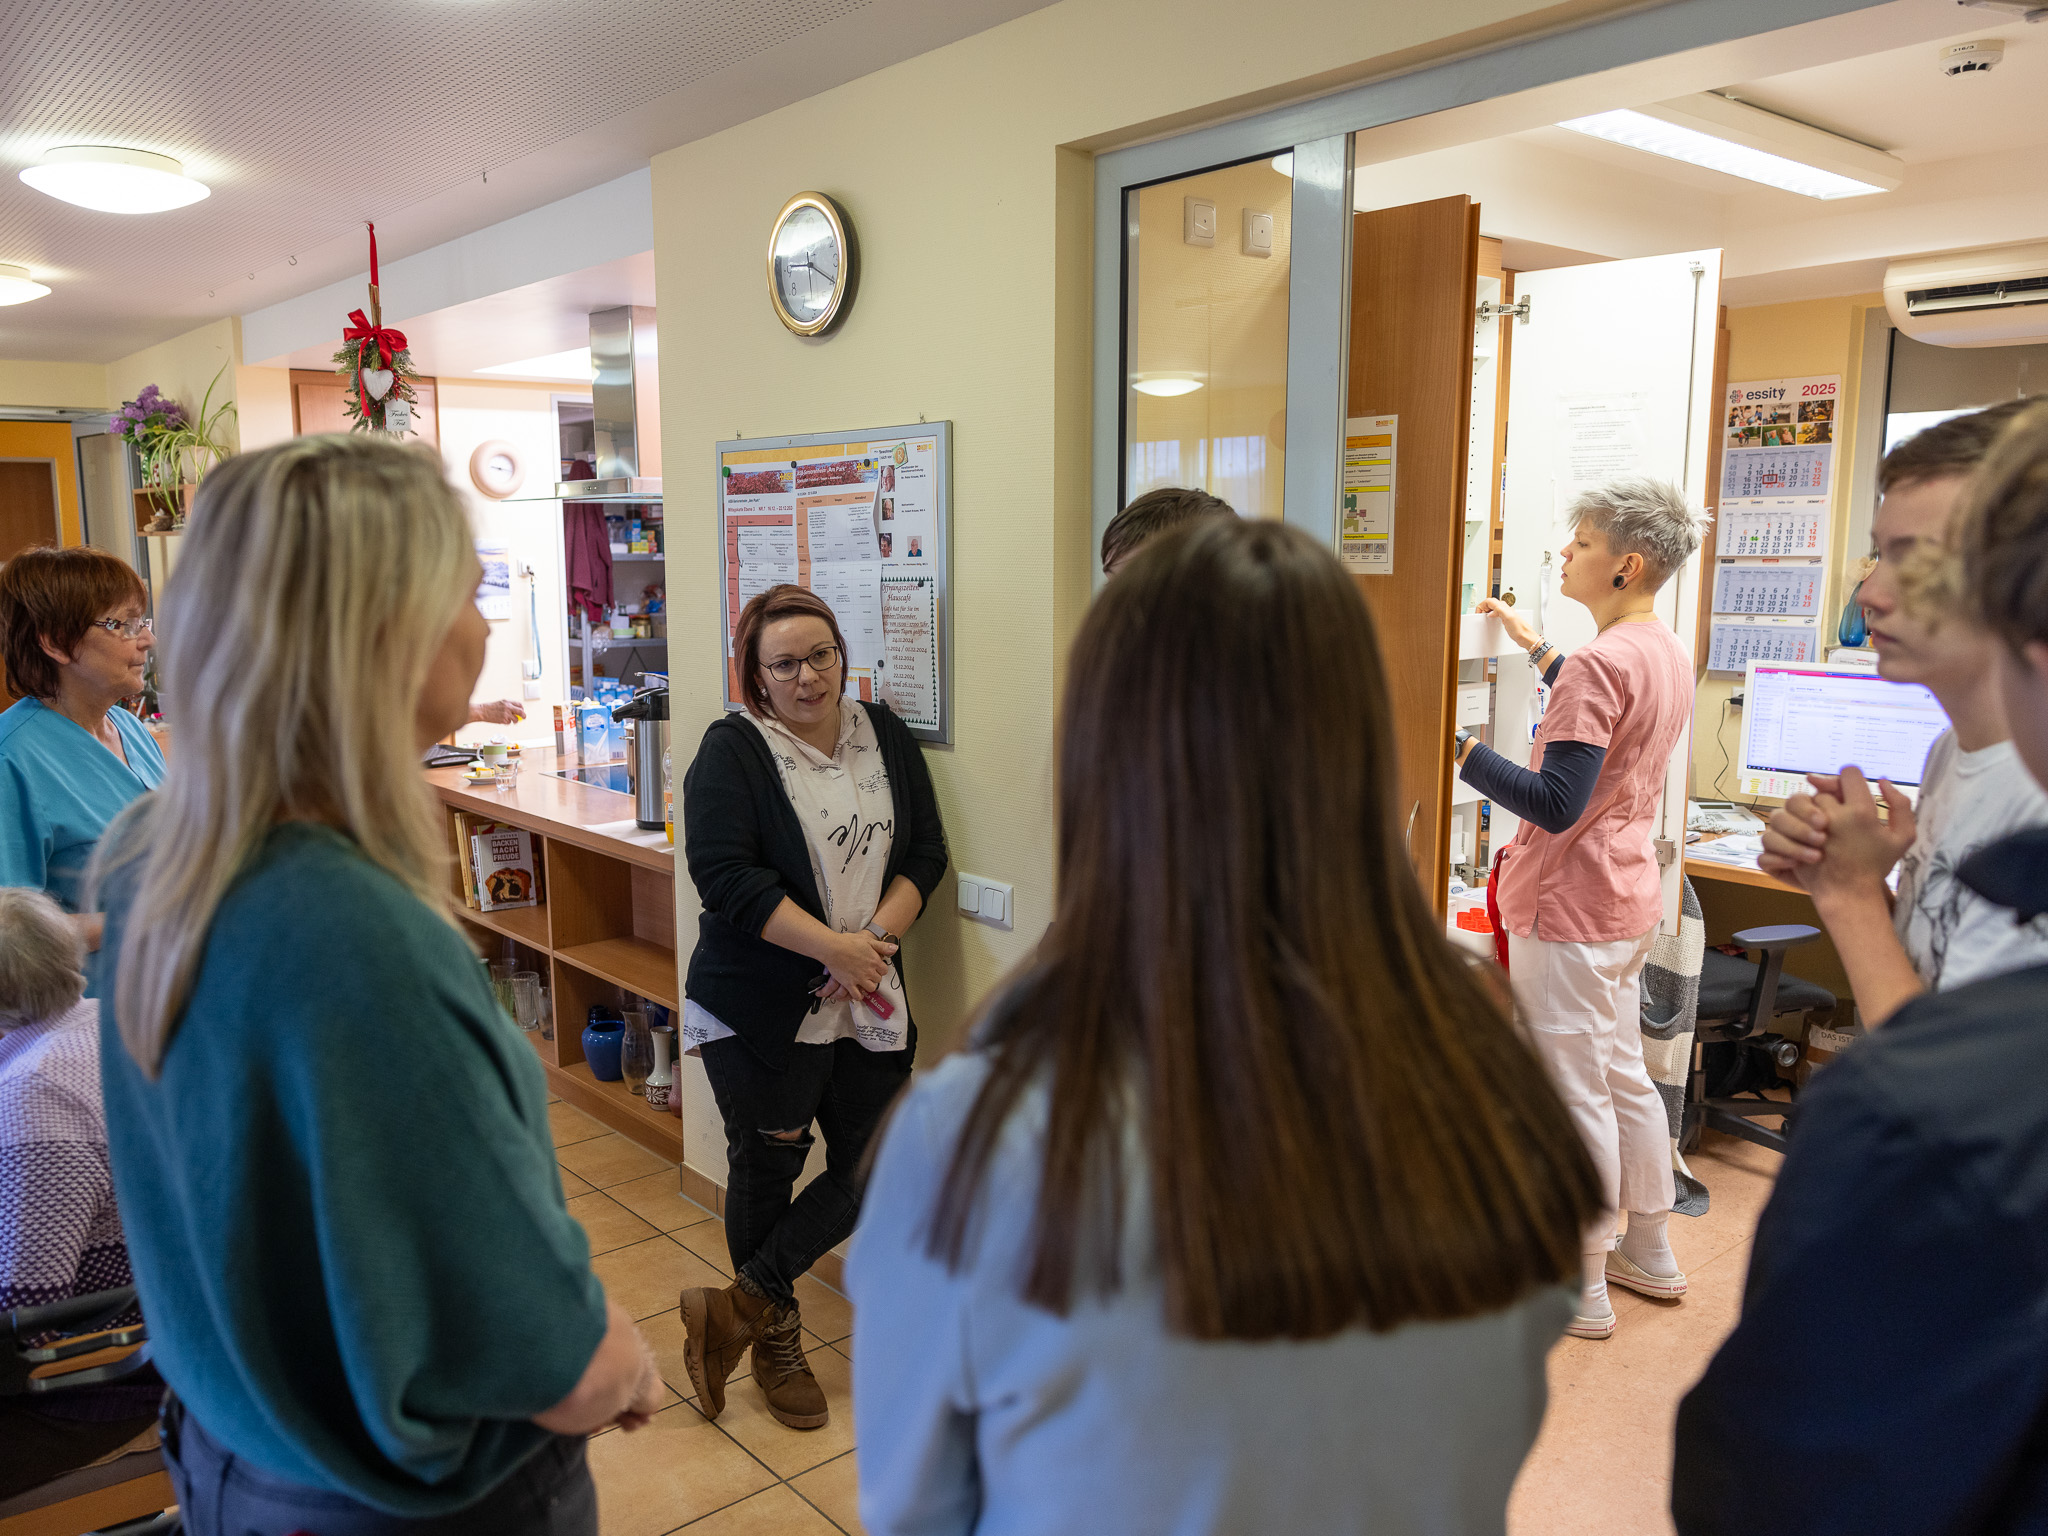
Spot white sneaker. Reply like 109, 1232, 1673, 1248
1607, 1248, 1688, 1300
1565, 1310, 1616, 1341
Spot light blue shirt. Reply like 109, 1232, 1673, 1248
0, 697, 165, 912
849, 1052, 1573, 1536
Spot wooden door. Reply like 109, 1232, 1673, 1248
1346, 197, 1481, 904
292, 370, 440, 447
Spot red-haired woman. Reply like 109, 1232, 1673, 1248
0, 547, 163, 939
678, 584, 947, 1432
849, 519, 1597, 1533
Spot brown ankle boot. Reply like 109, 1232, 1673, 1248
751, 1303, 828, 1429
679, 1280, 772, 1420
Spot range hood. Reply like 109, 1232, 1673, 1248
556, 305, 661, 499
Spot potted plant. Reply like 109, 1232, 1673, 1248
117, 366, 237, 532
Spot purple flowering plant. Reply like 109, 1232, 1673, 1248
114, 384, 187, 447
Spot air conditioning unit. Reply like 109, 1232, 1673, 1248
1885, 241, 2048, 348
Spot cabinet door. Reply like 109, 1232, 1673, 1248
1346, 196, 1480, 904
292, 370, 440, 447
1493, 249, 1723, 934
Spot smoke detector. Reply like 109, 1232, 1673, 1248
1941, 39, 2006, 74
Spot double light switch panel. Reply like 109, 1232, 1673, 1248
957, 873, 1014, 930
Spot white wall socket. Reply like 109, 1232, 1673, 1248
1183, 197, 1216, 247
956, 873, 1014, 930
1242, 208, 1274, 257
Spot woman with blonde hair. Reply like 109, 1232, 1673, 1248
91, 436, 661, 1535
850, 518, 1597, 1534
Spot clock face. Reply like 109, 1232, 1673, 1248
768, 196, 851, 334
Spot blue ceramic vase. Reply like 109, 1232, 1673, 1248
582, 1014, 625, 1081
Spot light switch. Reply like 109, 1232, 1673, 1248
957, 872, 1014, 931
1242, 209, 1274, 258
1183, 197, 1216, 248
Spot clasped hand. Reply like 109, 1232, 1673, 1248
815, 928, 898, 1003
1758, 765, 1915, 900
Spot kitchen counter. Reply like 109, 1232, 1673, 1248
425, 746, 672, 872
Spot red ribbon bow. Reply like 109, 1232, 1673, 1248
343, 309, 407, 368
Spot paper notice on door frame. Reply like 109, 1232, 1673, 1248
1339, 415, 1397, 574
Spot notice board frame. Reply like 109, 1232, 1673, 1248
714, 421, 953, 745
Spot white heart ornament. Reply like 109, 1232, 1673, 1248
361, 368, 393, 401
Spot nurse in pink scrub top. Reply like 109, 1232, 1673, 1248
1454, 478, 1709, 1342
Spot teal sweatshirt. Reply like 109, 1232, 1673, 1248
97, 821, 607, 1516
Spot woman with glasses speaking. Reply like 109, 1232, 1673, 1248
677, 583, 947, 1435
0, 547, 164, 945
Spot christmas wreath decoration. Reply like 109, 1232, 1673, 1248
331, 223, 421, 433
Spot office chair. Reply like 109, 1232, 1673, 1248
1684, 923, 1838, 1156
0, 1286, 174, 1536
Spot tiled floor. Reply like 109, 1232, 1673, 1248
553, 1096, 1779, 1536
550, 1100, 866, 1536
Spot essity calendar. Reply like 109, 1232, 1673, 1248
1707, 617, 1821, 674
1713, 563, 1823, 616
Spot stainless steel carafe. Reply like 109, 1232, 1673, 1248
611, 685, 671, 830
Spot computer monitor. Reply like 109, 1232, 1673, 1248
1736, 660, 1952, 802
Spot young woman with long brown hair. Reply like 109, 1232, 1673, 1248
848, 517, 1598, 1534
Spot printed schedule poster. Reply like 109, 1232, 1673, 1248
1719, 375, 1837, 558
719, 426, 949, 739
1339, 415, 1397, 574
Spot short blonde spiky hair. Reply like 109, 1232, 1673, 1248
1568, 477, 1711, 590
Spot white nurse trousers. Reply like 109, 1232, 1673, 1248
1509, 921, 1675, 1253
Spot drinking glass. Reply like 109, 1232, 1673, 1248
509, 972, 543, 1033
619, 1008, 654, 1097
488, 959, 517, 1017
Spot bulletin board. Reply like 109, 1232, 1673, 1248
715, 422, 952, 744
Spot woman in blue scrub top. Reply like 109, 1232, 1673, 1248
0, 546, 165, 937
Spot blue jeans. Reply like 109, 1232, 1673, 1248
700, 1034, 912, 1302
160, 1395, 596, 1536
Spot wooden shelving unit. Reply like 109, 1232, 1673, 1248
431, 756, 682, 1162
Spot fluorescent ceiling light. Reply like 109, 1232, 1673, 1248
0, 265, 51, 305
1556, 94, 1901, 200
19, 146, 210, 213
476, 347, 594, 381
1132, 373, 1205, 397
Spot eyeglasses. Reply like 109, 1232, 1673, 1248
90, 616, 153, 641
763, 644, 841, 683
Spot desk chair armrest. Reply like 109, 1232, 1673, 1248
1733, 925, 1823, 1036
5, 1287, 137, 1344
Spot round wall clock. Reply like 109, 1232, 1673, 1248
468, 439, 524, 500
767, 192, 857, 336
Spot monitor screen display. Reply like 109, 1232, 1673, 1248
1741, 663, 1951, 787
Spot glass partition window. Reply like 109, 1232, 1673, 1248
1884, 331, 2048, 453
1124, 157, 1292, 518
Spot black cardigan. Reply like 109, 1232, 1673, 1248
682, 701, 949, 1070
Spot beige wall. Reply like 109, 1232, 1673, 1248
106, 318, 244, 454
1692, 291, 1885, 799
0, 359, 108, 410
649, 0, 1648, 1180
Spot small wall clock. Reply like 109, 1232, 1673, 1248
468, 439, 524, 500
767, 192, 857, 336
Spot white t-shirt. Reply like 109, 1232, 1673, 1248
1894, 731, 2048, 992
683, 698, 906, 1055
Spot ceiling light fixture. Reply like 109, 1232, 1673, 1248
19, 146, 211, 214
476, 346, 595, 381
1556, 94, 1901, 200
1271, 153, 1294, 178
1132, 372, 1205, 397
0, 265, 51, 305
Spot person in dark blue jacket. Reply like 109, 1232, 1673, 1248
1673, 401, 2048, 1534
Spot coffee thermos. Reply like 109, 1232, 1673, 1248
611, 684, 671, 831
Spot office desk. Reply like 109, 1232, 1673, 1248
1683, 834, 1850, 1026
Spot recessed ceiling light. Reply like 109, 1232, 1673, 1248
1132, 373, 1205, 397
476, 347, 594, 381
0, 265, 51, 305
1555, 94, 1901, 200
19, 146, 211, 214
